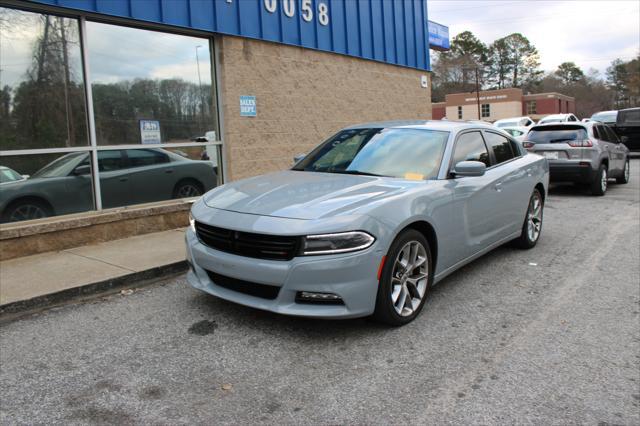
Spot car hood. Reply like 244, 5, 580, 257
203, 170, 423, 220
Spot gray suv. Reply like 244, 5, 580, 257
523, 122, 630, 195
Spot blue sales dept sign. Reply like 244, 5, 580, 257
240, 96, 257, 117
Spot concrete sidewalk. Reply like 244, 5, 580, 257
0, 229, 187, 313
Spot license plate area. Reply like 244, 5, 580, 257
542, 151, 559, 160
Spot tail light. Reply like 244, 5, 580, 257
567, 139, 593, 147
523, 141, 535, 149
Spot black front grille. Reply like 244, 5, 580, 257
195, 221, 300, 261
205, 270, 280, 300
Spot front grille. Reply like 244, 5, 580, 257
205, 270, 280, 300
195, 221, 300, 261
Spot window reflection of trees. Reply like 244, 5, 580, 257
92, 79, 214, 145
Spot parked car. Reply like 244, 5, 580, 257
523, 122, 630, 195
0, 166, 27, 184
590, 110, 617, 125
0, 148, 217, 223
494, 116, 535, 128
615, 107, 640, 152
537, 113, 580, 125
186, 121, 549, 326
500, 126, 529, 143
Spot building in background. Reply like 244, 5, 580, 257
0, 0, 448, 228
432, 88, 575, 122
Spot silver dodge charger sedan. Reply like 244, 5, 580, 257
186, 121, 549, 325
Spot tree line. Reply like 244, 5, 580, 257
431, 31, 639, 118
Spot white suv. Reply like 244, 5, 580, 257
538, 113, 579, 125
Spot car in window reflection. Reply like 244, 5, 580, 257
0, 149, 217, 223
0, 166, 27, 185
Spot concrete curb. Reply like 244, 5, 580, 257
0, 261, 188, 321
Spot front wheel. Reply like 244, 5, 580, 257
373, 229, 433, 326
173, 179, 203, 198
616, 159, 630, 184
513, 188, 544, 249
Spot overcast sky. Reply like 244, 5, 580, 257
428, 0, 640, 77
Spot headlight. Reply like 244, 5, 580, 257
300, 231, 375, 255
189, 212, 196, 232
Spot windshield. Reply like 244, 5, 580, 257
0, 168, 22, 183
591, 112, 617, 123
526, 127, 588, 143
32, 152, 88, 178
292, 128, 449, 180
504, 129, 524, 136
496, 121, 518, 128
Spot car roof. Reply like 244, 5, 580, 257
591, 110, 617, 116
531, 122, 590, 129
495, 116, 530, 122
541, 113, 573, 119
343, 120, 494, 132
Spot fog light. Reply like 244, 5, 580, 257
296, 291, 344, 304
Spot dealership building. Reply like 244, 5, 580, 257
0, 0, 447, 258
432, 88, 576, 122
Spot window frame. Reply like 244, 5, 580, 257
482, 130, 521, 167
447, 129, 492, 177
457, 106, 463, 120
481, 103, 490, 118
0, 3, 224, 218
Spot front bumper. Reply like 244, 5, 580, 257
548, 161, 596, 183
185, 227, 383, 319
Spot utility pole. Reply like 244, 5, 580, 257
475, 67, 481, 120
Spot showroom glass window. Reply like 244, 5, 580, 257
0, 7, 88, 151
85, 22, 217, 146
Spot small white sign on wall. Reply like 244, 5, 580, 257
420, 75, 428, 88
140, 120, 161, 144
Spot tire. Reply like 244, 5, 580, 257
616, 159, 630, 184
590, 164, 608, 196
513, 188, 544, 249
173, 179, 203, 198
1, 199, 52, 223
373, 229, 433, 326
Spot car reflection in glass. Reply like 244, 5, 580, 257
0, 149, 217, 223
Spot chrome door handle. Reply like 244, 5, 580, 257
495, 182, 503, 192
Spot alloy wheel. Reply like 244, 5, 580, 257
9, 204, 48, 222
390, 241, 428, 317
527, 192, 543, 242
601, 168, 608, 193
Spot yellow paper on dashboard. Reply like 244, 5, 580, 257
404, 172, 424, 181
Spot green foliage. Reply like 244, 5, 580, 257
555, 62, 585, 85
485, 33, 542, 90
607, 55, 640, 108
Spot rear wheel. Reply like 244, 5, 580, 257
616, 159, 630, 184
513, 189, 544, 249
373, 229, 433, 326
590, 164, 607, 196
2, 199, 52, 223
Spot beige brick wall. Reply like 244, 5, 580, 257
218, 36, 432, 181
446, 101, 522, 122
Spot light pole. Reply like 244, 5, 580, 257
195, 45, 204, 132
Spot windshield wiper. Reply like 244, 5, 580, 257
333, 170, 389, 177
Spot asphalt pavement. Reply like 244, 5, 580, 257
1, 160, 639, 425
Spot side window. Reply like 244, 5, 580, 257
603, 125, 619, 143
569, 115, 577, 122
126, 149, 169, 168
484, 132, 516, 165
97, 150, 126, 172
592, 126, 601, 140
451, 131, 490, 169
596, 125, 610, 142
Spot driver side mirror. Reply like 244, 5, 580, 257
73, 164, 91, 175
452, 161, 486, 177
293, 153, 306, 164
